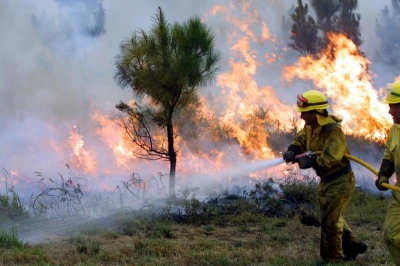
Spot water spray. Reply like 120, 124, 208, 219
294, 151, 400, 193
224, 158, 283, 177
228, 151, 399, 194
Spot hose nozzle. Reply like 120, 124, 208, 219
294, 151, 316, 161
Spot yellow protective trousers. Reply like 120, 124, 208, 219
318, 171, 361, 262
383, 190, 400, 265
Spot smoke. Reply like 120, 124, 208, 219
0, 0, 396, 224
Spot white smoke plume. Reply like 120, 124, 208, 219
0, 0, 395, 211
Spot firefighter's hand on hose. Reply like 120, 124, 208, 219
297, 155, 316, 169
283, 151, 295, 163
375, 174, 389, 191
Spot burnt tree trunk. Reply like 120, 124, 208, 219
167, 120, 177, 199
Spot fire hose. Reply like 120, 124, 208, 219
295, 151, 400, 193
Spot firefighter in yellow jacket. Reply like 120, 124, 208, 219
376, 82, 400, 265
283, 90, 367, 264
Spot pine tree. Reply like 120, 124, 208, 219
114, 7, 220, 198
289, 0, 320, 56
289, 0, 362, 56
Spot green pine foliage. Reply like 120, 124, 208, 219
114, 7, 221, 198
289, 0, 362, 56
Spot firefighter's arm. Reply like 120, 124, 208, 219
376, 159, 394, 191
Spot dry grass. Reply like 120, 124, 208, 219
2, 223, 388, 266
0, 191, 394, 266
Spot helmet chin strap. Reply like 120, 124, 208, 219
314, 110, 328, 117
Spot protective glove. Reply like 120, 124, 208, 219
297, 155, 317, 169
375, 174, 389, 191
283, 150, 295, 163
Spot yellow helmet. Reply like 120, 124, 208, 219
383, 82, 400, 104
296, 90, 329, 112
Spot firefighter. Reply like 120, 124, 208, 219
283, 90, 367, 264
376, 82, 400, 265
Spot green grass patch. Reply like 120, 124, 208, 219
0, 227, 27, 249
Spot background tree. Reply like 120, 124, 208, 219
114, 7, 221, 199
375, 0, 400, 67
289, 0, 362, 56
288, 0, 319, 56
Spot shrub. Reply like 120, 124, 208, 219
118, 213, 174, 238
279, 171, 320, 226
0, 227, 27, 249
203, 224, 216, 232
0, 189, 29, 222
68, 233, 101, 254
249, 179, 286, 217
279, 172, 319, 205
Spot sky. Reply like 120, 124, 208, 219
0, 0, 397, 200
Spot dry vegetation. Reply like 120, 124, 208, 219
0, 178, 395, 266
0, 131, 392, 265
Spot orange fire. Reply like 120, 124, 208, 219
9, 2, 393, 195
67, 126, 97, 174
205, 1, 294, 161
283, 32, 392, 141
92, 111, 135, 169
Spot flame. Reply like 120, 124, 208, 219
6, 2, 392, 195
205, 1, 294, 160
92, 111, 135, 169
67, 126, 97, 174
283, 32, 392, 141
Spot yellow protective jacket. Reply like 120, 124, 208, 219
288, 114, 351, 179
380, 123, 400, 183
380, 124, 400, 266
